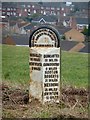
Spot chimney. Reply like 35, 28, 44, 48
69, 16, 77, 29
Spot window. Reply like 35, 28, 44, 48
7, 12, 10, 15
7, 8, 10, 11
62, 7, 64, 11
14, 8, 16, 11
32, 5, 34, 8
2, 12, 5, 15
51, 7, 54, 10
57, 8, 60, 10
28, 9, 30, 12
24, 9, 27, 12
46, 7, 50, 9
14, 12, 16, 16
19, 13, 21, 16
41, 10, 43, 14
34, 10, 36, 13
28, 5, 30, 7
3, 8, 6, 10
41, 7, 44, 9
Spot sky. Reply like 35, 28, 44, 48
1, 0, 90, 2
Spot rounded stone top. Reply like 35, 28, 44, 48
29, 25, 60, 48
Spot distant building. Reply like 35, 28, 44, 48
2, 34, 29, 46
32, 15, 58, 25
63, 16, 88, 31
2, 2, 73, 17
64, 28, 85, 42
76, 18, 88, 31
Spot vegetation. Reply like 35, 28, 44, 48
61, 35, 66, 40
2, 45, 88, 88
82, 25, 90, 42
2, 45, 89, 118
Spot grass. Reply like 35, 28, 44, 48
2, 44, 88, 88
61, 51, 88, 88
2, 45, 29, 87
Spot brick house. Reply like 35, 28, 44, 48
2, 2, 73, 17
64, 28, 85, 42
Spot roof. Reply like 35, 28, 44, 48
32, 15, 58, 23
57, 27, 71, 35
18, 22, 29, 28
79, 42, 90, 53
9, 21, 17, 26
76, 18, 88, 24
24, 23, 39, 30
2, 2, 66, 9
42, 2, 66, 8
73, 2, 88, 10
61, 40, 78, 51
65, 28, 84, 36
12, 34, 29, 45
2, 2, 18, 8
3, 34, 29, 45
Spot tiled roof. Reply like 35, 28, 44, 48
73, 2, 88, 10
61, 40, 78, 51
9, 21, 17, 26
11, 34, 29, 45
18, 22, 29, 28
32, 15, 58, 23
57, 27, 71, 35
2, 2, 18, 8
42, 2, 65, 8
24, 23, 39, 30
79, 42, 90, 53
3, 34, 29, 45
76, 18, 88, 24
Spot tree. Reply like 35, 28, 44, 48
82, 25, 90, 42
82, 26, 88, 36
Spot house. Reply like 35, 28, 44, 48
2, 35, 16, 45
76, 18, 88, 31
24, 22, 40, 34
32, 15, 58, 25
2, 2, 75, 18
9, 21, 30, 34
2, 2, 18, 17
1, 18, 9, 30
63, 16, 88, 31
2, 34, 29, 46
64, 28, 85, 42
55, 26, 71, 37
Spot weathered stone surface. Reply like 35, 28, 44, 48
29, 47, 60, 103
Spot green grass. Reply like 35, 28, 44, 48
61, 51, 88, 88
2, 45, 88, 88
2, 45, 29, 86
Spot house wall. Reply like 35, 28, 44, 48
64, 29, 85, 42
4, 36, 16, 45
77, 24, 88, 30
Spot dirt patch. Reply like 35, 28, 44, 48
2, 83, 89, 119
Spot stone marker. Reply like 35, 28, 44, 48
29, 25, 60, 103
